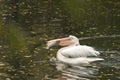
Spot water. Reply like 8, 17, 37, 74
33, 35, 120, 80
1, 1, 120, 80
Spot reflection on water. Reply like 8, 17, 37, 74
43, 35, 120, 80
55, 63, 98, 80
1, 0, 120, 79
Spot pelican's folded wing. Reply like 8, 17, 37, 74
60, 45, 100, 58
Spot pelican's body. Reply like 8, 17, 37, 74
46, 35, 104, 65
58, 45, 100, 57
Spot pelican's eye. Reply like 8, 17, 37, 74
70, 37, 74, 40
69, 35, 74, 39
69, 36, 74, 40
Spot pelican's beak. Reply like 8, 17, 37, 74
58, 37, 73, 46
46, 39, 60, 49
46, 36, 73, 49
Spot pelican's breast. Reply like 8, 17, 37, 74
58, 45, 99, 58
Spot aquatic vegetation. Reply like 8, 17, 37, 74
0, 0, 119, 80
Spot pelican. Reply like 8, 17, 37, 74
46, 35, 104, 65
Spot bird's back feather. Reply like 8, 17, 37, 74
59, 45, 100, 58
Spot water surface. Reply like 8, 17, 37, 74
33, 35, 120, 80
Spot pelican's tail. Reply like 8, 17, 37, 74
86, 58, 104, 62
95, 51, 100, 56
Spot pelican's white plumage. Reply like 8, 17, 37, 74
58, 45, 100, 57
46, 35, 104, 65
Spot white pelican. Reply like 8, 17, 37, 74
46, 35, 104, 65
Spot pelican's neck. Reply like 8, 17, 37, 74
71, 43, 80, 46
57, 43, 80, 63
57, 49, 103, 65
58, 42, 80, 53
66, 42, 80, 47
57, 51, 89, 65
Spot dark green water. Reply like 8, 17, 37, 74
32, 36, 120, 80
0, 0, 120, 80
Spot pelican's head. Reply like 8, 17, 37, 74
68, 35, 80, 45
46, 35, 80, 49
